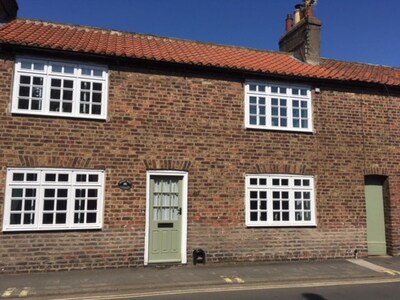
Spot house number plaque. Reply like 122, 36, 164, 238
118, 179, 132, 190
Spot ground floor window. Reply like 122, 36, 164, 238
246, 174, 316, 227
3, 168, 104, 232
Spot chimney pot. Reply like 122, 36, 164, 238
285, 14, 293, 32
294, 4, 303, 24
304, 0, 315, 17
306, 5, 314, 17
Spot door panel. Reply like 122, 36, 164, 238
148, 176, 182, 263
365, 176, 387, 256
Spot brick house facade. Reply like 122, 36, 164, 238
1, 1, 400, 273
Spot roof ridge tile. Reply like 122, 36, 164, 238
0, 18, 398, 87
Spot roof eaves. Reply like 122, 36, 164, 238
1, 19, 399, 88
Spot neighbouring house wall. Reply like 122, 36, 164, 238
0, 54, 399, 273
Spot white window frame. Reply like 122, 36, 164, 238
3, 168, 105, 232
12, 57, 108, 120
245, 81, 313, 132
245, 174, 316, 227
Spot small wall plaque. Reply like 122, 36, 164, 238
118, 179, 132, 190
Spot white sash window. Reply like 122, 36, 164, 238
245, 81, 313, 132
12, 58, 108, 119
3, 168, 105, 231
246, 175, 316, 227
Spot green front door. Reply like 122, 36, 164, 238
365, 176, 387, 256
148, 176, 183, 263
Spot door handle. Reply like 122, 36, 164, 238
177, 208, 182, 215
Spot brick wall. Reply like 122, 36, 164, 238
1, 54, 399, 273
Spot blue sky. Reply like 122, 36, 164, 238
18, 0, 399, 67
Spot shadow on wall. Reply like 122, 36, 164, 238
302, 293, 327, 300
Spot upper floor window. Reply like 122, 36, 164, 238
12, 57, 108, 119
3, 168, 105, 232
245, 174, 316, 227
245, 81, 312, 132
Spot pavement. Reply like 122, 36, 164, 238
1, 257, 400, 299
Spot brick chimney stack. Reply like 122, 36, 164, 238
0, 0, 18, 24
279, 0, 321, 65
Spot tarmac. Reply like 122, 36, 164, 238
1, 257, 400, 299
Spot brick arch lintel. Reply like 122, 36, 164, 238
143, 159, 192, 171
363, 166, 389, 177
18, 155, 93, 169
255, 163, 311, 175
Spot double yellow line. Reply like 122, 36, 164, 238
1, 287, 30, 298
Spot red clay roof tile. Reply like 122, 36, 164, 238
0, 19, 399, 87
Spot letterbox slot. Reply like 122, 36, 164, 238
158, 223, 173, 228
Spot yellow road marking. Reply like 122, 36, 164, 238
383, 270, 395, 276
1, 288, 15, 297
234, 277, 245, 283
221, 276, 245, 284
19, 288, 29, 297
221, 276, 233, 284
348, 259, 400, 276
383, 270, 400, 276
